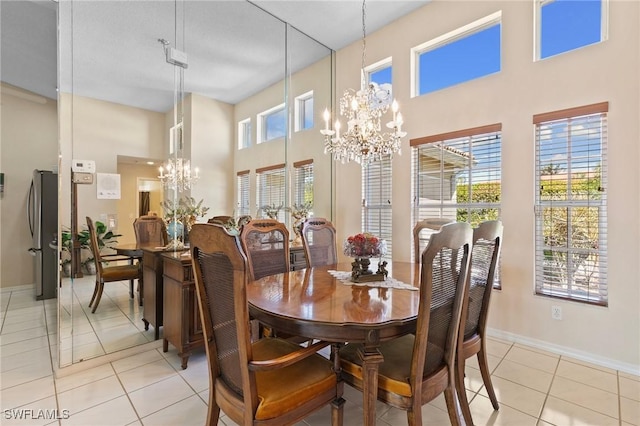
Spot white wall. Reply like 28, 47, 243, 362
334, 0, 639, 371
0, 84, 58, 288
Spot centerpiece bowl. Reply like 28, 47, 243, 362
343, 233, 388, 283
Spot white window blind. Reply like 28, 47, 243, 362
411, 124, 502, 284
534, 102, 608, 305
293, 160, 313, 207
256, 164, 286, 222
362, 156, 392, 259
237, 170, 250, 216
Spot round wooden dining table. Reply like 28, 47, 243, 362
247, 261, 422, 426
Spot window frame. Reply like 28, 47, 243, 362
411, 124, 502, 286
534, 0, 609, 61
257, 103, 286, 144
410, 11, 502, 98
365, 57, 393, 105
533, 102, 608, 306
256, 163, 286, 222
238, 118, 251, 150
237, 170, 250, 216
294, 91, 314, 132
293, 159, 314, 207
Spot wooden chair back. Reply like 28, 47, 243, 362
133, 215, 168, 246
456, 220, 503, 425
190, 223, 344, 426
207, 215, 232, 224
412, 217, 454, 262
300, 218, 337, 268
239, 219, 290, 280
339, 221, 472, 425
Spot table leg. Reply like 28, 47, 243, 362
358, 330, 384, 426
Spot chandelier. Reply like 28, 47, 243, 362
321, 0, 406, 166
158, 158, 199, 192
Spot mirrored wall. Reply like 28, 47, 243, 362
58, 0, 333, 367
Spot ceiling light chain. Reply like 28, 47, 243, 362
322, 0, 406, 166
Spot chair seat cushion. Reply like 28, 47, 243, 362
100, 264, 140, 281
252, 338, 337, 420
339, 334, 445, 397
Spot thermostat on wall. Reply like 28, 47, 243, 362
71, 159, 96, 173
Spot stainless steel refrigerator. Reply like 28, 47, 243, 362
28, 170, 58, 300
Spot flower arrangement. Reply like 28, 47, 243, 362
343, 232, 387, 258
259, 203, 283, 220
161, 196, 210, 230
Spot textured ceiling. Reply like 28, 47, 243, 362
1, 0, 429, 112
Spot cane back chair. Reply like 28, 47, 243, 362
300, 217, 338, 268
413, 217, 454, 263
456, 220, 503, 425
340, 222, 473, 426
239, 219, 290, 280
86, 217, 141, 313
190, 223, 344, 426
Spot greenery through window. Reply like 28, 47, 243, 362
534, 103, 608, 305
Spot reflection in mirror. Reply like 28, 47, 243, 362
58, 0, 333, 367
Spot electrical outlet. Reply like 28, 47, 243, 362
551, 305, 562, 320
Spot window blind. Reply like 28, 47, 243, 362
237, 170, 250, 216
293, 159, 313, 207
411, 124, 502, 285
534, 102, 608, 305
362, 156, 392, 259
256, 164, 286, 222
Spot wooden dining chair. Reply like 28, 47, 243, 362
190, 223, 344, 426
239, 219, 290, 280
133, 215, 169, 246
456, 220, 503, 425
300, 217, 337, 268
207, 215, 232, 224
413, 217, 454, 262
132, 215, 168, 305
339, 222, 473, 426
86, 217, 141, 313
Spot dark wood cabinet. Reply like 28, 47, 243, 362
162, 252, 203, 369
141, 248, 165, 340
290, 245, 307, 270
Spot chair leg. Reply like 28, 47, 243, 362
477, 347, 499, 410
205, 398, 220, 426
88, 279, 99, 308
444, 386, 464, 426
91, 281, 105, 313
456, 357, 474, 425
137, 279, 144, 306
330, 397, 345, 426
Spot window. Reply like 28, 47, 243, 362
293, 160, 313, 207
365, 58, 393, 104
257, 104, 286, 143
256, 164, 286, 222
412, 12, 501, 97
534, 102, 608, 305
536, 0, 607, 60
237, 170, 250, 216
411, 124, 502, 280
362, 156, 392, 260
238, 118, 251, 149
294, 91, 314, 132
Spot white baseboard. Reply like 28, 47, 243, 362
488, 328, 640, 376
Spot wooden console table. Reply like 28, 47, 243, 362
161, 251, 203, 369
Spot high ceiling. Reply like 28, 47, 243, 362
1, 0, 430, 112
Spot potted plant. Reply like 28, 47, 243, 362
161, 196, 210, 243
60, 228, 73, 277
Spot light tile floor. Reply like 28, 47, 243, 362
1, 284, 639, 426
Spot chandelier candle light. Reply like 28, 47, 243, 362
321, 0, 406, 166
158, 158, 199, 192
